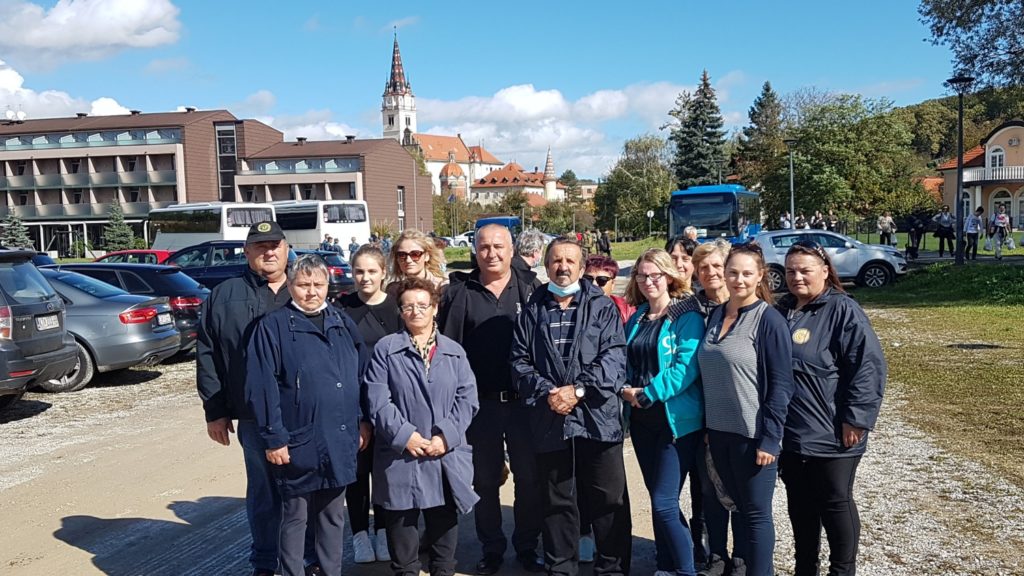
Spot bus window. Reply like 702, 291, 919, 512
324, 203, 367, 223
226, 207, 273, 227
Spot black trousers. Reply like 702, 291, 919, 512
536, 439, 630, 576
385, 484, 459, 576
965, 232, 979, 259
937, 230, 955, 256
467, 399, 543, 557
345, 438, 386, 534
780, 452, 862, 576
280, 488, 345, 576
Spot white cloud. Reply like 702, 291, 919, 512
260, 109, 368, 142
144, 56, 189, 75
0, 0, 181, 69
231, 89, 277, 117
0, 58, 131, 119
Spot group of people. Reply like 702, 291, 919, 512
197, 219, 886, 576
319, 234, 362, 259
778, 210, 842, 233
576, 229, 613, 258
914, 204, 1016, 260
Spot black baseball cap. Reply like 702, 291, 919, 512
246, 221, 286, 245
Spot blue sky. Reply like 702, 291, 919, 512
0, 0, 954, 179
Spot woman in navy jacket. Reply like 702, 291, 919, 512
245, 254, 370, 576
776, 240, 885, 576
365, 277, 479, 576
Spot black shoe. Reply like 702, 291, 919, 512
252, 570, 275, 576
516, 552, 545, 573
305, 563, 324, 576
476, 554, 503, 575
697, 554, 727, 576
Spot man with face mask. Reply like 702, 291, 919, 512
511, 237, 630, 576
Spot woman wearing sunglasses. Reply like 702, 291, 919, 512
696, 242, 794, 576
620, 248, 705, 576
584, 254, 633, 323
776, 241, 885, 576
387, 229, 448, 296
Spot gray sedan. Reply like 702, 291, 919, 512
39, 269, 181, 392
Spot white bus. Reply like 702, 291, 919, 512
149, 202, 276, 251
272, 200, 371, 252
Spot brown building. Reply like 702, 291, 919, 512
0, 109, 430, 253
938, 119, 1024, 226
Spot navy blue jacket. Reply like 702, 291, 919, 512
245, 304, 370, 496
510, 279, 627, 453
776, 288, 886, 457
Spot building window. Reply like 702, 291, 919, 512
303, 185, 313, 200
216, 123, 239, 202
388, 115, 395, 127
125, 157, 138, 172
19, 193, 28, 206
15, 161, 27, 176
989, 147, 1005, 169
405, 116, 411, 126
127, 188, 141, 203
69, 158, 81, 174
73, 191, 83, 204
397, 185, 406, 231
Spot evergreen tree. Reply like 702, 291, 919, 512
668, 70, 726, 188
736, 81, 785, 189
102, 203, 136, 251
0, 213, 33, 249
559, 169, 582, 205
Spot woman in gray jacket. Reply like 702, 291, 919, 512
366, 276, 479, 576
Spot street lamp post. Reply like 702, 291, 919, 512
784, 138, 797, 227
948, 74, 974, 266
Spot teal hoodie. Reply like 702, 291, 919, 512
624, 297, 705, 439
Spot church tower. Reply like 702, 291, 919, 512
382, 33, 417, 145
543, 147, 557, 200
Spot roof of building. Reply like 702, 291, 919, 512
468, 145, 502, 164
981, 119, 1024, 144
526, 193, 548, 208
248, 137, 398, 159
937, 145, 985, 170
383, 35, 412, 96
0, 109, 236, 136
440, 161, 464, 178
474, 162, 567, 189
413, 133, 503, 165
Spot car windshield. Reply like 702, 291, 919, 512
0, 260, 58, 303
50, 270, 127, 298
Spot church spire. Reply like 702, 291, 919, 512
543, 147, 555, 182
384, 30, 412, 96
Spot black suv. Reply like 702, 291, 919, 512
164, 241, 251, 290
0, 249, 78, 410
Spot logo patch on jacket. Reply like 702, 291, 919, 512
792, 328, 811, 345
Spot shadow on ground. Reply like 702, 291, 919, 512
0, 398, 51, 424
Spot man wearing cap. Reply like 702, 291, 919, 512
197, 220, 295, 576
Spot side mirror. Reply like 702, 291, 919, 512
844, 241, 854, 249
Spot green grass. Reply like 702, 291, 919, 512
610, 237, 665, 263
853, 265, 1024, 487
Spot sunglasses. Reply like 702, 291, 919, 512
787, 239, 830, 262
732, 241, 763, 255
396, 250, 425, 262
582, 274, 613, 287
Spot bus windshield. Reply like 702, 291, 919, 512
669, 194, 736, 238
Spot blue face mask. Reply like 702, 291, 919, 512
547, 280, 581, 298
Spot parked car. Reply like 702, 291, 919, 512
32, 253, 57, 266
95, 249, 173, 264
293, 249, 355, 300
0, 249, 78, 410
39, 269, 180, 391
754, 229, 908, 291
164, 241, 249, 289
449, 230, 474, 247
42, 263, 209, 353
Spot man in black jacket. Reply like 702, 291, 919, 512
510, 237, 630, 576
196, 221, 292, 576
438, 224, 545, 575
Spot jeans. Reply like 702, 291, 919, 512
708, 431, 778, 576
780, 453, 862, 576
280, 488, 345, 576
937, 230, 955, 256
879, 232, 892, 246
695, 441, 739, 561
631, 422, 699, 576
467, 399, 543, 558
536, 439, 630, 576
237, 419, 283, 572
385, 482, 459, 576
964, 232, 979, 259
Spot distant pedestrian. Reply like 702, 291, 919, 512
684, 226, 699, 241
932, 205, 955, 257
331, 238, 343, 255
348, 237, 360, 260
321, 235, 333, 251
795, 212, 808, 229
827, 209, 840, 232
989, 205, 1013, 260
964, 207, 984, 260
779, 212, 792, 230
876, 211, 895, 246
598, 230, 612, 258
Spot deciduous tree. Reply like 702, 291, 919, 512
595, 135, 674, 237
920, 0, 1024, 86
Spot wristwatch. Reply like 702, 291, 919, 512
574, 385, 585, 399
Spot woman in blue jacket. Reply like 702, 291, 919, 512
365, 277, 479, 576
245, 254, 370, 576
776, 240, 885, 576
620, 248, 706, 576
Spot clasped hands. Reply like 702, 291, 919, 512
405, 431, 448, 458
547, 385, 579, 416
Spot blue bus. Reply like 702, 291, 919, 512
667, 184, 761, 243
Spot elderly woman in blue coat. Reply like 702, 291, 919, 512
366, 276, 479, 576
245, 254, 371, 576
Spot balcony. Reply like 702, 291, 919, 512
89, 173, 120, 187
0, 136, 182, 152
6, 175, 34, 190
121, 169, 177, 185
963, 165, 1024, 184
62, 173, 89, 187
9, 201, 175, 221
35, 174, 62, 188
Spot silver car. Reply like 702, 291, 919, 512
753, 229, 908, 291
40, 269, 181, 392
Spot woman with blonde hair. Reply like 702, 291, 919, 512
620, 248, 706, 576
387, 229, 447, 296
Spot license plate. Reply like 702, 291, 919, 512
157, 312, 172, 326
36, 314, 59, 331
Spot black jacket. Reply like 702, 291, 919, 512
197, 269, 289, 422
510, 279, 627, 453
776, 288, 886, 457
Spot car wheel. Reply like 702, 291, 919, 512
457, 241, 468, 247
0, 392, 24, 411
858, 263, 892, 288
767, 265, 786, 292
40, 342, 94, 393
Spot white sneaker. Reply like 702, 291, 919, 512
579, 534, 595, 563
374, 530, 391, 562
352, 530, 375, 564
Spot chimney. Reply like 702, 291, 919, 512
185, 106, 196, 113
345, 135, 356, 143
129, 109, 141, 115
76, 112, 88, 118
296, 137, 307, 145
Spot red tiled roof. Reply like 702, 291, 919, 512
0, 109, 236, 136
414, 134, 470, 162
474, 163, 565, 189
526, 194, 548, 207
468, 145, 502, 165
937, 145, 985, 170
439, 161, 464, 178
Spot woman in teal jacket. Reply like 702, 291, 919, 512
621, 248, 706, 576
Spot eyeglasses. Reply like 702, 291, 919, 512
396, 250, 425, 262
400, 303, 432, 314
787, 239, 829, 262
635, 272, 666, 284
582, 274, 613, 287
